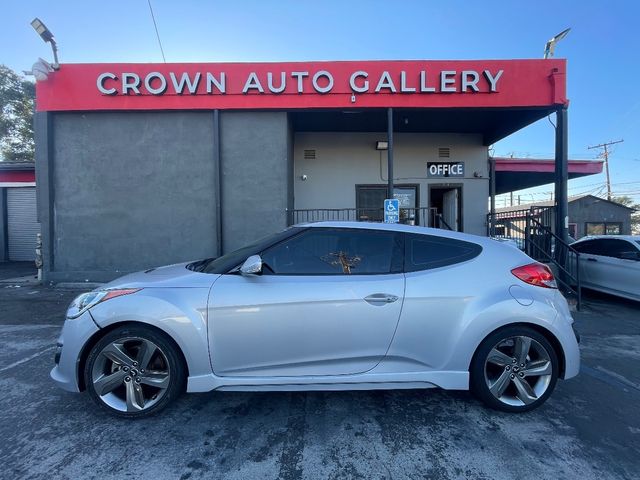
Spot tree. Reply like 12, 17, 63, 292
0, 65, 35, 162
611, 195, 640, 234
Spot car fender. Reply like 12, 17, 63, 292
446, 287, 573, 374
88, 287, 213, 378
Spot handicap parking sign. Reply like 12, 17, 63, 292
384, 198, 399, 223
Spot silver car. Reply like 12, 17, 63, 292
571, 235, 640, 301
51, 222, 580, 418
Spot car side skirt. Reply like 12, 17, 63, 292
186, 371, 469, 393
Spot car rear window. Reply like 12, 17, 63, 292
405, 234, 482, 272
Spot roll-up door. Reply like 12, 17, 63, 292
7, 187, 40, 261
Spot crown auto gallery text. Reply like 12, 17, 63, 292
96, 69, 505, 96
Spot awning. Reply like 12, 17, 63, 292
494, 158, 603, 194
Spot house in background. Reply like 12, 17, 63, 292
496, 194, 634, 240
0, 162, 39, 262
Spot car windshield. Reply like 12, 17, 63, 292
636, 240, 640, 248
189, 227, 304, 274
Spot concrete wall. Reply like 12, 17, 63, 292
569, 196, 632, 238
294, 132, 489, 235
220, 112, 291, 252
49, 112, 218, 282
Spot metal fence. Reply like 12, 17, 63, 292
288, 207, 440, 228
488, 206, 581, 309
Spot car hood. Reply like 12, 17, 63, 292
100, 262, 220, 290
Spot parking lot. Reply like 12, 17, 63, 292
0, 279, 639, 479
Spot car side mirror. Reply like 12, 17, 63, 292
240, 255, 263, 275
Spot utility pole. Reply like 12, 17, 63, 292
588, 139, 624, 201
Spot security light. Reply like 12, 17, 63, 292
375, 141, 388, 151
31, 58, 54, 81
543, 28, 571, 59
30, 17, 59, 69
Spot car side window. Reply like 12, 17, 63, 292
575, 239, 637, 259
405, 233, 482, 272
597, 239, 638, 259
572, 240, 600, 255
261, 228, 403, 275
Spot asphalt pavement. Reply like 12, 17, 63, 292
0, 282, 638, 480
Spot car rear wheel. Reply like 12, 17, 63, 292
84, 325, 186, 418
470, 326, 559, 413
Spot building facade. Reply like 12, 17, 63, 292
35, 59, 575, 282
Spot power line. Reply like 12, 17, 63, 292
588, 139, 624, 201
147, 0, 166, 63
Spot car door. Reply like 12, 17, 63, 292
208, 227, 405, 377
573, 239, 599, 287
584, 239, 640, 297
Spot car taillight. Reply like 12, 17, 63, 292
511, 263, 557, 289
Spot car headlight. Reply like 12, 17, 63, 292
66, 289, 141, 319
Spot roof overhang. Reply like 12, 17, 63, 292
290, 106, 556, 146
494, 158, 603, 194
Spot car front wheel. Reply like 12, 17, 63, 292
84, 325, 186, 418
470, 326, 559, 413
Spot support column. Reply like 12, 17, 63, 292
34, 111, 54, 278
213, 110, 222, 257
489, 157, 496, 237
387, 108, 394, 199
554, 106, 569, 250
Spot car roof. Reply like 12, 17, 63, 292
574, 235, 640, 242
296, 221, 491, 245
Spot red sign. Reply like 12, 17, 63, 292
36, 59, 567, 112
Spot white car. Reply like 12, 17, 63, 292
571, 235, 640, 301
51, 222, 580, 418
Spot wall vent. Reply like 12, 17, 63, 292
304, 149, 316, 160
438, 147, 451, 158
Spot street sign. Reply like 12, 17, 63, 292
384, 198, 399, 223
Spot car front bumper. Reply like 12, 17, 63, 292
50, 311, 100, 392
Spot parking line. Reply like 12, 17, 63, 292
0, 346, 55, 373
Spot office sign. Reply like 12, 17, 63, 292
427, 162, 465, 178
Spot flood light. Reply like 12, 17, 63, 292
30, 17, 59, 69
543, 28, 571, 59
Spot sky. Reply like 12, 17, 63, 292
2, 0, 639, 205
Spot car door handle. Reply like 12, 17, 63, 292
587, 258, 598, 262
364, 294, 399, 305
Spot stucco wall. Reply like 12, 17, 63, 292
220, 112, 291, 252
50, 112, 218, 281
294, 132, 489, 236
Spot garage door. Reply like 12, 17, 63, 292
7, 187, 40, 261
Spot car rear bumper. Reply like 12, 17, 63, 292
50, 311, 100, 393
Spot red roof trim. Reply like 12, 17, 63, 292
36, 59, 567, 112
494, 158, 603, 174
0, 171, 36, 183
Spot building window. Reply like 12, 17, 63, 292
585, 222, 622, 236
568, 223, 577, 238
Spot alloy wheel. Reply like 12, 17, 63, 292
483, 335, 553, 407
91, 337, 171, 413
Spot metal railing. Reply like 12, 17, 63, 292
488, 206, 581, 309
527, 216, 582, 310
288, 207, 440, 228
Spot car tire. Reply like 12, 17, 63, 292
84, 324, 186, 419
470, 325, 559, 413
